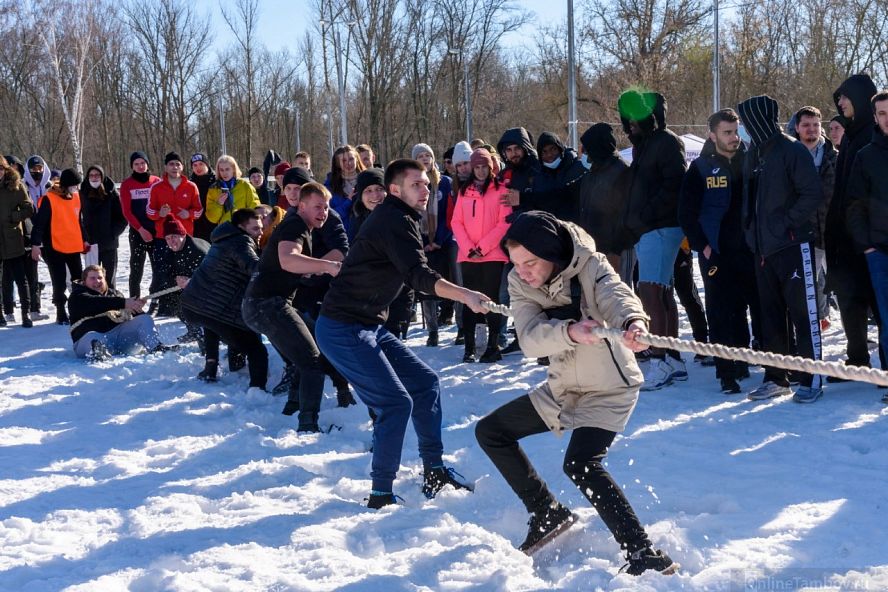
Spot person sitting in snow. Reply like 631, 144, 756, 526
68, 265, 173, 360
474, 211, 678, 575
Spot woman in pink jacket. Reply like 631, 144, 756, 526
451, 148, 512, 363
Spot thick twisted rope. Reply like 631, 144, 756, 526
69, 286, 183, 333
482, 302, 888, 387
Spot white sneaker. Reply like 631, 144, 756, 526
664, 357, 688, 381
640, 358, 673, 391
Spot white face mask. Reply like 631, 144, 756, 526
89, 180, 101, 189
543, 157, 562, 169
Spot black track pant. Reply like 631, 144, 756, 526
475, 394, 651, 554
755, 242, 822, 388
181, 308, 268, 389
128, 228, 160, 298
98, 248, 119, 290
0, 257, 31, 313
829, 251, 885, 368
700, 249, 761, 380
42, 248, 82, 308
673, 248, 709, 345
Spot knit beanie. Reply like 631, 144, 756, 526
469, 148, 494, 170
411, 143, 435, 160
282, 166, 312, 187
355, 168, 386, 198
59, 168, 82, 189
130, 151, 149, 166
50, 169, 61, 179
502, 211, 574, 271
163, 216, 187, 236
164, 151, 182, 165
736, 95, 781, 146
247, 166, 262, 177
273, 161, 292, 177
452, 141, 473, 165
580, 123, 618, 165
190, 153, 208, 165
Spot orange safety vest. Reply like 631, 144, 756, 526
39, 190, 83, 254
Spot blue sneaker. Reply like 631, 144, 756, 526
793, 386, 824, 404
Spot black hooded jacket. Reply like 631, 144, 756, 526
620, 93, 687, 235
846, 124, 888, 254
826, 73, 878, 259
513, 132, 587, 223
737, 96, 823, 258
496, 127, 541, 193
80, 166, 127, 250
578, 154, 634, 254
180, 222, 260, 329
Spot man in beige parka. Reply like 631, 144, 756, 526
475, 211, 677, 576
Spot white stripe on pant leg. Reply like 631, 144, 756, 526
801, 243, 823, 389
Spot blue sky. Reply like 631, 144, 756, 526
208, 0, 568, 56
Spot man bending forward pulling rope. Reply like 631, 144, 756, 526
475, 211, 678, 575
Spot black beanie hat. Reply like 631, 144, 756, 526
164, 151, 182, 165
130, 151, 149, 166
355, 168, 385, 198
580, 123, 618, 165
502, 211, 574, 271
59, 168, 82, 189
282, 166, 312, 187
247, 166, 262, 177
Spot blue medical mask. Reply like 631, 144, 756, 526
543, 157, 562, 169
738, 124, 752, 145
579, 154, 591, 169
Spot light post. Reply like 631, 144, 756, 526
448, 48, 473, 142
712, 0, 720, 112
567, 0, 578, 149
320, 14, 355, 147
218, 95, 227, 155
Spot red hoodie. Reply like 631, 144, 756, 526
146, 175, 203, 238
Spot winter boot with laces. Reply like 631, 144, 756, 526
367, 491, 400, 509
518, 502, 577, 555
421, 466, 474, 499
621, 547, 679, 576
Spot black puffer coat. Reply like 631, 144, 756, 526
621, 93, 687, 235
80, 167, 127, 250
180, 222, 260, 329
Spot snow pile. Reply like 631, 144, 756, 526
0, 253, 886, 590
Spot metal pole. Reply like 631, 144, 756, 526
295, 109, 301, 152
567, 0, 578, 148
712, 0, 720, 113
333, 27, 348, 146
463, 58, 473, 142
219, 95, 227, 155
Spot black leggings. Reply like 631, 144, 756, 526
181, 307, 268, 389
128, 228, 159, 298
461, 261, 505, 349
1, 256, 31, 313
475, 394, 652, 553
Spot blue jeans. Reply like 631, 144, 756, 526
316, 314, 444, 492
73, 314, 160, 357
636, 227, 685, 286
865, 250, 888, 360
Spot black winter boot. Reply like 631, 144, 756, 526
518, 502, 577, 554
421, 466, 474, 499
197, 360, 218, 382
621, 547, 679, 576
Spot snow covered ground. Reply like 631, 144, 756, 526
1, 246, 887, 591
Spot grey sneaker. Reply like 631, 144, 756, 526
640, 358, 673, 391
747, 381, 792, 401
792, 386, 824, 404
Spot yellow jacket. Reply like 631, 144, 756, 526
205, 178, 260, 224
